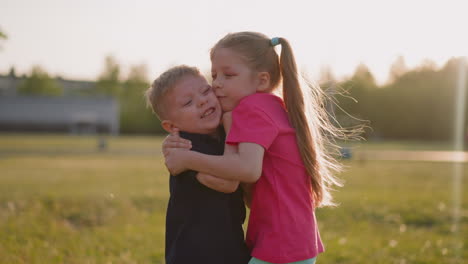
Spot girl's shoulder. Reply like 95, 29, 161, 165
234, 93, 287, 127
238, 92, 283, 108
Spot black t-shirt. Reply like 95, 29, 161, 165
165, 131, 250, 264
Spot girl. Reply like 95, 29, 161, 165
164, 31, 344, 264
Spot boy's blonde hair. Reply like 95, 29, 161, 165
145, 65, 201, 120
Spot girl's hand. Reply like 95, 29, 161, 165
162, 128, 192, 157
164, 147, 190, 176
162, 128, 191, 175
222, 112, 233, 134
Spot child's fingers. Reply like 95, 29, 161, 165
163, 147, 181, 158
162, 143, 190, 158
169, 128, 190, 145
169, 135, 191, 148
162, 132, 191, 152
165, 141, 191, 149
171, 128, 180, 137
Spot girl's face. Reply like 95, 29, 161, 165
211, 48, 261, 112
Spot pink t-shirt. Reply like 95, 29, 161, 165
226, 93, 324, 263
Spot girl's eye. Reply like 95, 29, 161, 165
183, 100, 192, 106
203, 88, 210, 95
211, 74, 217, 80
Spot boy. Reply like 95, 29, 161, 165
145, 65, 250, 264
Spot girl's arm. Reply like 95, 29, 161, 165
163, 129, 241, 193
165, 111, 264, 183
166, 142, 264, 183
195, 112, 240, 194
194, 141, 243, 193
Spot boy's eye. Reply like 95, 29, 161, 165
183, 100, 192, 106
203, 87, 211, 94
211, 74, 217, 80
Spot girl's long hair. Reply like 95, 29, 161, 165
211, 32, 354, 207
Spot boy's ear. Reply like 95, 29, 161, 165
256, 72, 271, 92
161, 120, 176, 133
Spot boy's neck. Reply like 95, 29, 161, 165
180, 126, 223, 141
208, 126, 224, 141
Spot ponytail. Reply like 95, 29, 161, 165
277, 38, 327, 206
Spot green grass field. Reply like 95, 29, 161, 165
0, 134, 466, 263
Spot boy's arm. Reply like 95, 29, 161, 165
196, 173, 239, 193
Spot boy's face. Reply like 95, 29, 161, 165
162, 75, 222, 134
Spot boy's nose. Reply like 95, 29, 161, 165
198, 96, 208, 106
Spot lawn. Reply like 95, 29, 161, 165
0, 134, 466, 263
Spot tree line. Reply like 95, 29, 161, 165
8, 56, 468, 141
333, 57, 467, 141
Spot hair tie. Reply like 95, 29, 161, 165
270, 37, 280, 46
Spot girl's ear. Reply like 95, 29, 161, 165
256, 72, 271, 92
161, 120, 176, 133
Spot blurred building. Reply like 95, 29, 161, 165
0, 72, 119, 134
0, 70, 95, 96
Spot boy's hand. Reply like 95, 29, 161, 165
222, 112, 233, 134
162, 128, 192, 157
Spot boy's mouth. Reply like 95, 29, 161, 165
201, 107, 216, 118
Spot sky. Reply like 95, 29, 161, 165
0, 0, 467, 84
